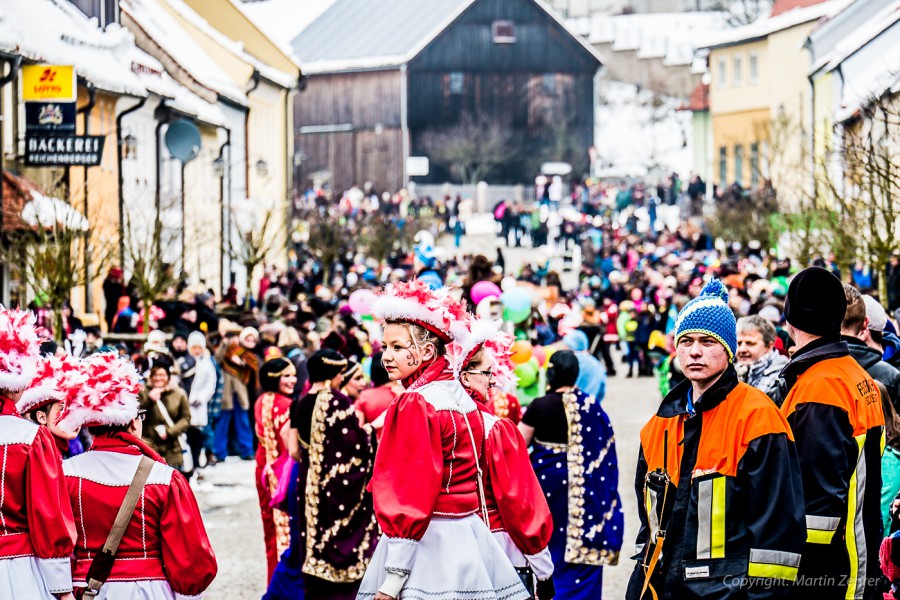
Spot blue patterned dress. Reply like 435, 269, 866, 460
529, 389, 624, 599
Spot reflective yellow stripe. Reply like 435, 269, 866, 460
807, 528, 837, 544
747, 562, 799, 581
710, 476, 726, 559
845, 434, 867, 600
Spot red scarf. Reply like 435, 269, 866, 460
91, 431, 167, 464
401, 356, 452, 392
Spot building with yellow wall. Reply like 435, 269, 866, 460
703, 0, 848, 204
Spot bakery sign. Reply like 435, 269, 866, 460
25, 135, 105, 166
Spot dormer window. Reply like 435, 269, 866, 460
492, 20, 516, 44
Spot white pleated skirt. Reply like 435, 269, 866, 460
0, 556, 55, 600
73, 580, 176, 600
358, 515, 530, 600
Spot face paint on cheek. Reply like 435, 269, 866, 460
401, 341, 420, 368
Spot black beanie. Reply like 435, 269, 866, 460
306, 349, 348, 384
784, 267, 847, 337
547, 350, 580, 391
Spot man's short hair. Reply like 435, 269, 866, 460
841, 284, 867, 335
737, 315, 776, 347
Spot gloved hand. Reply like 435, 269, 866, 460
536, 575, 555, 600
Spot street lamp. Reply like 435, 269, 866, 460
256, 159, 269, 178
122, 133, 138, 159
212, 155, 225, 178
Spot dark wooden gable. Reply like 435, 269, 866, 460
408, 0, 600, 74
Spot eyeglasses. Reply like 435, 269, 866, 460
137, 409, 147, 422
465, 369, 493, 377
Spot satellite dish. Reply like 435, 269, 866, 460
165, 119, 201, 163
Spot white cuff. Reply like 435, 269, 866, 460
38, 557, 72, 594
378, 571, 409, 599
175, 594, 203, 600
526, 548, 554, 581
383, 537, 419, 573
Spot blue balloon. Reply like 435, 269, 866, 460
501, 288, 531, 313
418, 271, 443, 290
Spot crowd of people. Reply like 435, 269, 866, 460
7, 169, 900, 600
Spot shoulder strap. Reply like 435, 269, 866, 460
83, 456, 155, 597
155, 397, 176, 428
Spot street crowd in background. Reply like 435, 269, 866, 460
5, 170, 900, 599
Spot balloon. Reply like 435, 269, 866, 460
510, 340, 533, 365
515, 360, 538, 388
500, 276, 518, 293
544, 346, 557, 367
531, 345, 546, 367
500, 288, 531, 313
470, 280, 502, 305
348, 289, 376, 315
418, 271, 443, 290
504, 305, 531, 324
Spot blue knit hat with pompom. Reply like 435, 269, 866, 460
673, 279, 737, 361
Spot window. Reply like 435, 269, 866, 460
717, 58, 726, 87
733, 55, 743, 86
67, 0, 119, 28
750, 143, 760, 187
719, 147, 727, 184
542, 73, 557, 94
734, 145, 744, 184
492, 20, 516, 44
749, 53, 758, 84
448, 72, 464, 95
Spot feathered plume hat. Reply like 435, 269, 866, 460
0, 308, 42, 392
449, 318, 518, 392
55, 352, 143, 431
373, 279, 471, 344
17, 353, 87, 415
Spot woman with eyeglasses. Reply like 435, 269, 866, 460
518, 350, 624, 600
453, 318, 555, 599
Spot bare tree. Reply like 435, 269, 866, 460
421, 112, 517, 184
229, 203, 284, 310
123, 212, 179, 333
304, 209, 350, 285
708, 0, 767, 27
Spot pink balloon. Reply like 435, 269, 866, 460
531, 345, 546, 367
348, 289, 377, 315
470, 280, 502, 305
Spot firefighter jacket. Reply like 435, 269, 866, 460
626, 365, 805, 600
779, 339, 884, 600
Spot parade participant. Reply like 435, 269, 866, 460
452, 317, 555, 599
18, 353, 86, 456
0, 308, 76, 600
735, 315, 788, 402
358, 280, 529, 600
778, 268, 884, 599
58, 352, 217, 599
519, 350, 623, 598
139, 362, 192, 471
286, 349, 377, 600
255, 357, 297, 581
562, 329, 607, 400
626, 279, 805, 600
340, 361, 367, 400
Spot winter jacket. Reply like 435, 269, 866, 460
626, 366, 805, 599
778, 339, 884, 600
844, 335, 900, 413
140, 387, 192, 468
736, 350, 789, 405
187, 353, 217, 427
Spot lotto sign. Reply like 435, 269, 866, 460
22, 65, 76, 102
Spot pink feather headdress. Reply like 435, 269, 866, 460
55, 352, 143, 431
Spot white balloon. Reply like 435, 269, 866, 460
500, 276, 517, 293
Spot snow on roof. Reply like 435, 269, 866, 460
124, 46, 228, 127
163, 0, 297, 88
702, 0, 850, 50
819, 1, 900, 73
0, 0, 145, 96
834, 42, 900, 122
121, 0, 248, 105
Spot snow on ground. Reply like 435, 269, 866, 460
594, 79, 693, 180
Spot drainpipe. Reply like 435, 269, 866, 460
116, 96, 147, 269
154, 100, 170, 219
0, 55, 21, 306
76, 83, 97, 312
244, 70, 261, 199
217, 128, 231, 297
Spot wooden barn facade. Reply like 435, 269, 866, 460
292, 0, 603, 194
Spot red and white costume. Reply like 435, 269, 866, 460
451, 318, 555, 582
56, 352, 217, 600
0, 308, 75, 599
358, 281, 528, 600
0, 397, 76, 599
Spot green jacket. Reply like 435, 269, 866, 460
140, 386, 191, 467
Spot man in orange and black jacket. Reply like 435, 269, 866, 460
626, 279, 805, 600
777, 267, 884, 600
